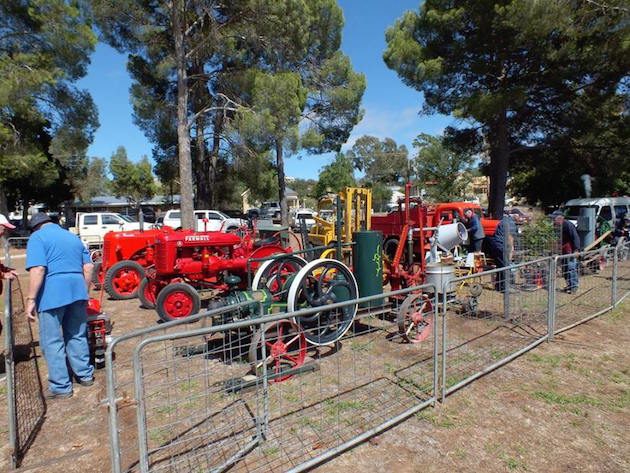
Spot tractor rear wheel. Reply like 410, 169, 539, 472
138, 277, 158, 309
104, 260, 145, 300
156, 283, 201, 322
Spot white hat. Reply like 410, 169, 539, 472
0, 214, 16, 229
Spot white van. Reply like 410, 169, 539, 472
562, 197, 630, 228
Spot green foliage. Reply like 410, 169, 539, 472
384, 0, 630, 216
412, 133, 473, 202
109, 147, 155, 206
0, 0, 98, 209
315, 153, 356, 197
78, 158, 111, 201
520, 216, 558, 256
348, 136, 408, 184
369, 182, 393, 212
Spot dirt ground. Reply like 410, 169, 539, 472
1, 249, 628, 472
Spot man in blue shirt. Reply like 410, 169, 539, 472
25, 213, 95, 399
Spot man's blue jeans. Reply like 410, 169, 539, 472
39, 300, 94, 394
563, 257, 579, 290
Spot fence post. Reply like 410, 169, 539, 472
4, 235, 17, 469
547, 257, 557, 341
611, 245, 618, 308
440, 283, 448, 403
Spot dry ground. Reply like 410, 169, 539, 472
0, 249, 628, 472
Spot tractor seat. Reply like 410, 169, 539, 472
254, 236, 279, 248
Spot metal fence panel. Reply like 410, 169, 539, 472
442, 258, 552, 398
109, 285, 439, 473
553, 247, 615, 334
615, 241, 630, 304
3, 239, 46, 469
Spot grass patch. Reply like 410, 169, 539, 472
262, 445, 280, 456
323, 399, 371, 418
148, 428, 170, 445
179, 380, 199, 392
349, 341, 371, 353
533, 390, 602, 408
500, 452, 528, 471
155, 405, 176, 415
416, 410, 458, 429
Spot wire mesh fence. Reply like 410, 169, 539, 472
511, 216, 562, 262
441, 258, 552, 398
2, 241, 46, 469
108, 284, 439, 473
553, 247, 616, 333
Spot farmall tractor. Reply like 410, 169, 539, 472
141, 229, 291, 322
93, 227, 174, 300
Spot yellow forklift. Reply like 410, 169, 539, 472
306, 187, 372, 259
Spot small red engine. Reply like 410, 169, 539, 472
86, 298, 112, 368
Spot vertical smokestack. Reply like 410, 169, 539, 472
580, 174, 592, 198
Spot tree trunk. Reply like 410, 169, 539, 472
276, 140, 289, 226
0, 183, 8, 216
192, 60, 210, 209
173, 0, 195, 229
194, 113, 210, 208
209, 113, 223, 209
487, 110, 509, 219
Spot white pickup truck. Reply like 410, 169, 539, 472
162, 209, 246, 232
70, 212, 142, 246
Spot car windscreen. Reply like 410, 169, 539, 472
564, 205, 597, 218
296, 213, 312, 219
168, 211, 181, 219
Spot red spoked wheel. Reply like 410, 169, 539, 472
104, 260, 145, 300
138, 276, 160, 309
249, 319, 307, 383
397, 293, 434, 344
155, 283, 201, 322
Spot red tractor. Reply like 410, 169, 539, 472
93, 227, 174, 300
140, 229, 288, 321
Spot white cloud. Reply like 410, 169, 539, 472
342, 105, 448, 151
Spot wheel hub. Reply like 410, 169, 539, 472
271, 341, 287, 359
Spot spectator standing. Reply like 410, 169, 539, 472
25, 213, 95, 399
0, 214, 18, 291
553, 212, 580, 293
463, 209, 485, 253
484, 215, 517, 292
0, 214, 18, 347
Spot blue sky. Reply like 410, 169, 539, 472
79, 0, 452, 179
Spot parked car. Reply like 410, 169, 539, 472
260, 201, 281, 219
507, 208, 532, 225
69, 212, 141, 247
246, 208, 260, 220
291, 208, 317, 230
162, 209, 246, 232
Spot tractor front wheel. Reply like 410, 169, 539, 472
104, 260, 145, 300
156, 283, 201, 322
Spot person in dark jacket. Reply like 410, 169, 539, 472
484, 215, 517, 292
554, 212, 580, 293
464, 209, 485, 252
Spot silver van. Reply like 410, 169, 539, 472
562, 197, 630, 228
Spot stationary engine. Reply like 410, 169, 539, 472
86, 298, 112, 369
